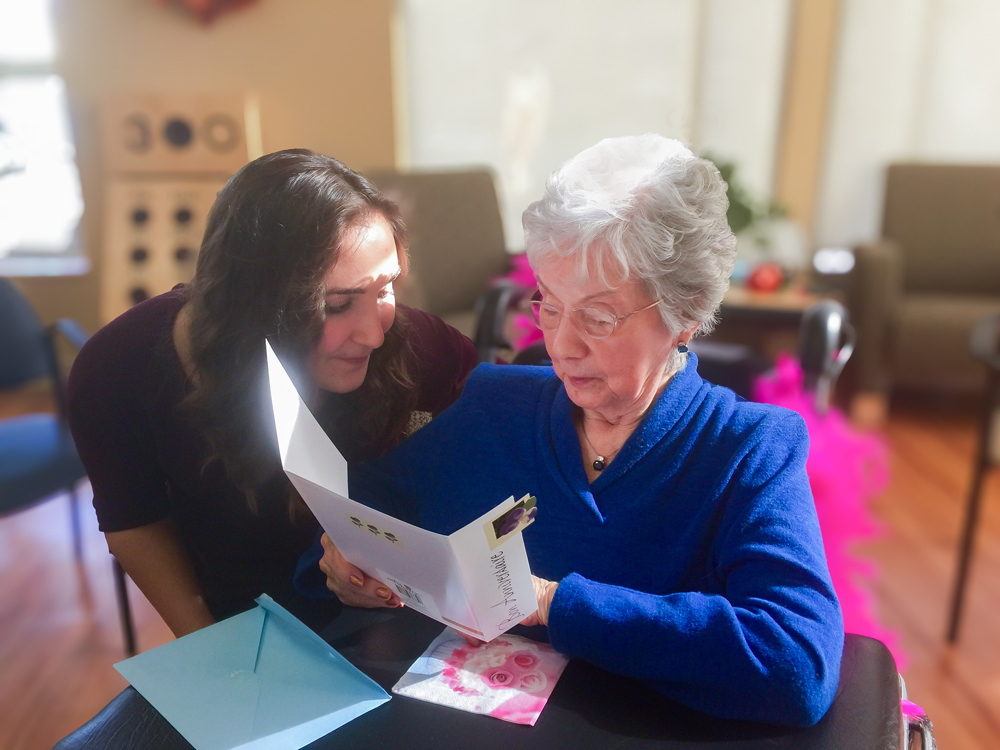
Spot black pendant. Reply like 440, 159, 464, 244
593, 457, 606, 471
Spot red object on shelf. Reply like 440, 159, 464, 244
746, 262, 785, 292
156, 0, 256, 24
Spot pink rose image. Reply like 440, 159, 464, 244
485, 669, 514, 687
394, 630, 570, 726
512, 652, 538, 669
517, 671, 546, 692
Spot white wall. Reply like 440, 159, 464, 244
696, 0, 790, 199
917, 0, 1000, 159
400, 0, 792, 249
816, 0, 1000, 247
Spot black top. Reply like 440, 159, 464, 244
67, 289, 477, 619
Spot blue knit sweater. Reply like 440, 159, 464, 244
299, 355, 844, 726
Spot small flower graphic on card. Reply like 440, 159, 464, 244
346, 514, 404, 548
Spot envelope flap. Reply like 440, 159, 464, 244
115, 608, 268, 750
265, 341, 349, 496
250, 596, 389, 738
254, 595, 365, 673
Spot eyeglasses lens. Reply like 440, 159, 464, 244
578, 309, 615, 338
530, 301, 557, 329
529, 301, 615, 338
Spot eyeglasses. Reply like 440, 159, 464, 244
529, 294, 662, 339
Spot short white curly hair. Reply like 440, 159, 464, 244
523, 134, 736, 338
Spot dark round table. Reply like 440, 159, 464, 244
55, 606, 901, 750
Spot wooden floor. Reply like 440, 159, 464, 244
866, 399, 1000, 748
1, 394, 999, 749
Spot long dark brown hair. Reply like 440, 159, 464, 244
181, 149, 416, 514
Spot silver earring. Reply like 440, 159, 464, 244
678, 343, 689, 354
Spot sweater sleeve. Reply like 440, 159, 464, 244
546, 413, 844, 727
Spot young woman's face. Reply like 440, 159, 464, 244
307, 213, 401, 393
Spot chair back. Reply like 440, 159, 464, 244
369, 170, 510, 318
883, 163, 1000, 295
0, 278, 50, 388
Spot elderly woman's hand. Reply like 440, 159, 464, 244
318, 533, 402, 608
520, 575, 559, 627
458, 575, 559, 647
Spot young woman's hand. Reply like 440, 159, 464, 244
317, 533, 402, 608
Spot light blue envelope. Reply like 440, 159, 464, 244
115, 595, 389, 750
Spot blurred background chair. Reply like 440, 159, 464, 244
947, 313, 1000, 643
851, 164, 1000, 395
0, 278, 136, 655
370, 169, 512, 345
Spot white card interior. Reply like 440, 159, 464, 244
266, 342, 537, 640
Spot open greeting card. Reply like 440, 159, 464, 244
266, 342, 537, 641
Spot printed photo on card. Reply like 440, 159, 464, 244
483, 494, 537, 551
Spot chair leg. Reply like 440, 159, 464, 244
69, 485, 83, 561
113, 557, 137, 656
946, 373, 997, 643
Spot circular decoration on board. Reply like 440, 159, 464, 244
122, 113, 153, 153
163, 118, 194, 149
200, 113, 240, 153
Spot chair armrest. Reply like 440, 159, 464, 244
50, 318, 90, 351
472, 281, 535, 364
851, 240, 903, 393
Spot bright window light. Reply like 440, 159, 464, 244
0, 75, 84, 258
0, 0, 56, 63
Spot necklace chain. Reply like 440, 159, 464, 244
577, 416, 623, 472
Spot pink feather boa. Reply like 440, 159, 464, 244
500, 254, 544, 350
754, 354, 905, 667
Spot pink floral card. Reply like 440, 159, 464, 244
392, 629, 569, 726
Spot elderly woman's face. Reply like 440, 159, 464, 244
536, 254, 685, 421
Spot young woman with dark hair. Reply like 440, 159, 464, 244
68, 150, 477, 637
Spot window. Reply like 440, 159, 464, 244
0, 0, 86, 274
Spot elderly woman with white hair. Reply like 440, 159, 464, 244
303, 135, 844, 727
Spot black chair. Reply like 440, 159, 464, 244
0, 278, 136, 655
946, 313, 1000, 643
369, 169, 512, 347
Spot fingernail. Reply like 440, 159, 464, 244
376, 587, 392, 600
349, 575, 364, 587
